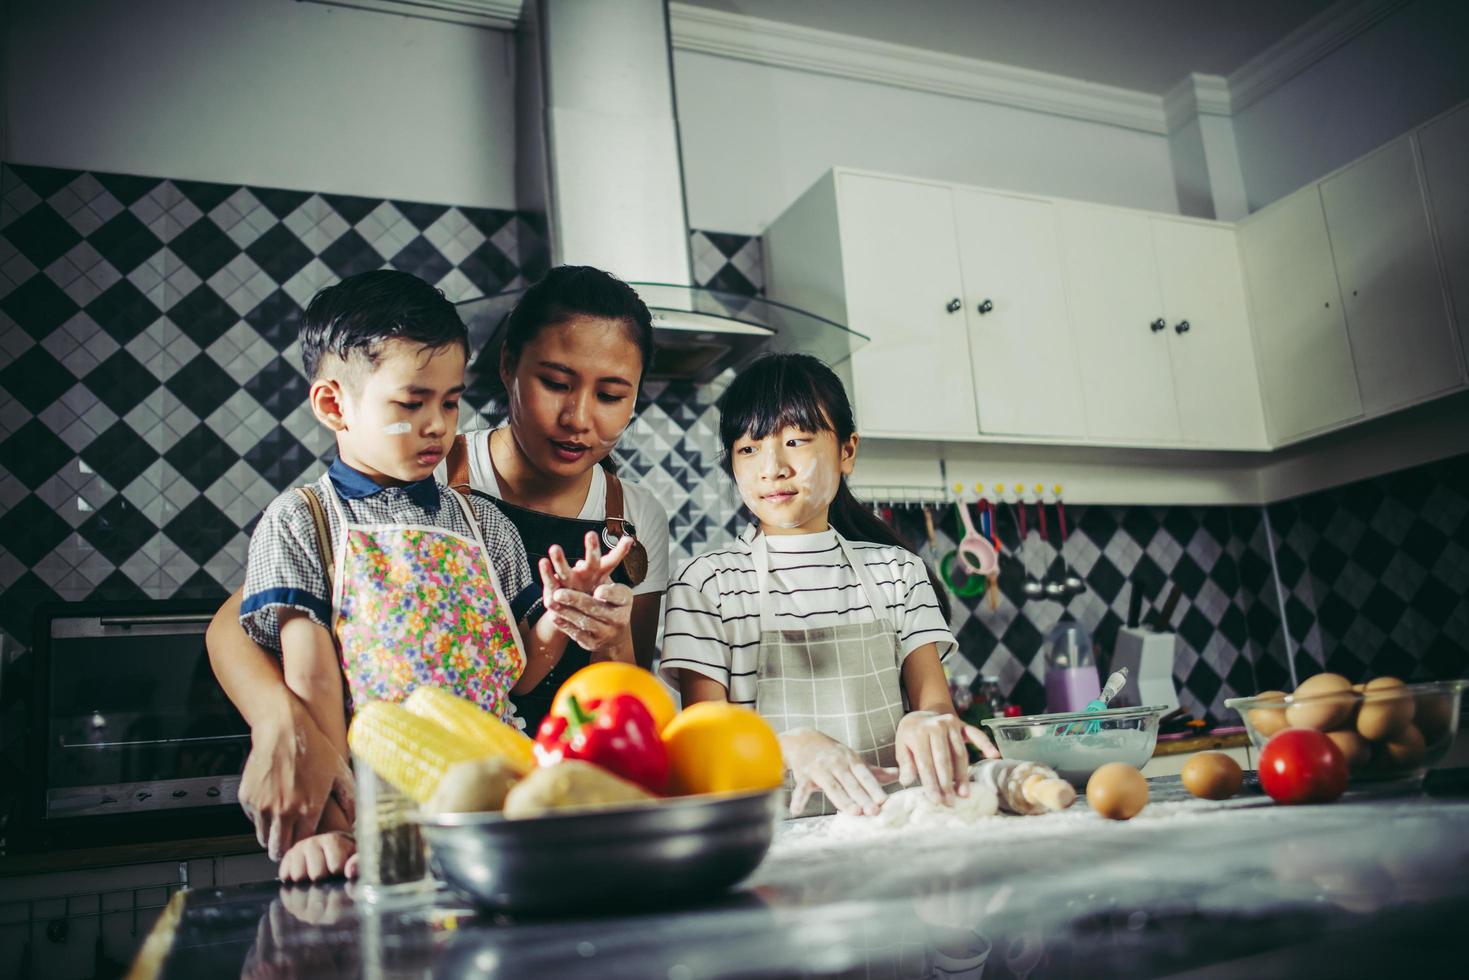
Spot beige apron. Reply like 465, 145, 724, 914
752, 531, 906, 817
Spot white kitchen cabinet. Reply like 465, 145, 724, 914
1418, 103, 1469, 377
1151, 219, 1269, 449
953, 189, 1087, 439
836, 174, 978, 436
1056, 204, 1182, 444
1320, 136, 1462, 414
1238, 185, 1362, 443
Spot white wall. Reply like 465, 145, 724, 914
672, 50, 1180, 234
1233, 0, 1469, 212
1, 0, 517, 208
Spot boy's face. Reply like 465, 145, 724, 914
314, 338, 467, 485
730, 422, 857, 535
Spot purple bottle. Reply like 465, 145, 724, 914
1043, 624, 1101, 714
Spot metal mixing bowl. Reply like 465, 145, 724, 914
417, 789, 782, 913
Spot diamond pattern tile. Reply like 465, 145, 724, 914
3, 166, 1463, 716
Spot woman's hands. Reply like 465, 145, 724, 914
780, 728, 901, 817
538, 531, 637, 660
239, 700, 356, 861
894, 710, 999, 806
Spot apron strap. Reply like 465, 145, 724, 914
295, 486, 334, 598
752, 531, 892, 635
603, 470, 649, 587
445, 434, 472, 497
447, 482, 490, 552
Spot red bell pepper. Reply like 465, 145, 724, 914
534, 694, 669, 794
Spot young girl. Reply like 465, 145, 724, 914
660, 354, 997, 818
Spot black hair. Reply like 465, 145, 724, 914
499, 265, 654, 385
716, 353, 950, 620
300, 269, 468, 382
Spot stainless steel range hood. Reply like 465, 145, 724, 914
458, 0, 865, 385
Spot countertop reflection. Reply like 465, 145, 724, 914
147, 776, 1469, 979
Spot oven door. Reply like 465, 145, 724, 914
24, 600, 256, 851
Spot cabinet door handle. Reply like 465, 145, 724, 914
976, 299, 994, 315
1150, 318, 1166, 333
946, 298, 962, 314
1174, 320, 1191, 335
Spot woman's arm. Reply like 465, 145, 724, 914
207, 589, 355, 860
629, 592, 662, 671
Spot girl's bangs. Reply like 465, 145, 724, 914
723, 370, 834, 443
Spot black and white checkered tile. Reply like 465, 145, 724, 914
3, 164, 1463, 722
0, 163, 541, 644
1263, 454, 1469, 687
868, 501, 1272, 726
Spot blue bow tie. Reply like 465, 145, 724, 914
327, 458, 442, 515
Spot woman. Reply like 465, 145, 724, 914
207, 266, 669, 861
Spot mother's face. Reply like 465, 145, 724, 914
501, 315, 644, 477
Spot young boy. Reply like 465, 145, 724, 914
238, 270, 616, 880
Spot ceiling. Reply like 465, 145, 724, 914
678, 0, 1341, 94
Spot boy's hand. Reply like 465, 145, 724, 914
277, 831, 358, 883
895, 711, 999, 806
538, 531, 637, 657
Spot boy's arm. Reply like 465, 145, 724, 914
279, 610, 349, 759
513, 608, 572, 694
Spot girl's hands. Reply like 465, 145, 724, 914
895, 711, 1000, 806
780, 728, 901, 817
538, 531, 637, 657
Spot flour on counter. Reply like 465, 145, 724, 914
828, 783, 1000, 836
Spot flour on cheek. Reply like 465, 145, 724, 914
382, 421, 412, 435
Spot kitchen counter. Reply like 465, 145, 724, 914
135, 776, 1469, 978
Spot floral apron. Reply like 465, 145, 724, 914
321, 485, 525, 721
751, 531, 907, 817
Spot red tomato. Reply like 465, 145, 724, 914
1258, 728, 1349, 804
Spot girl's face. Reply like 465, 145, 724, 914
730, 424, 857, 535
501, 315, 643, 478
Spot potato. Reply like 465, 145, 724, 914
1248, 691, 1290, 738
1355, 677, 1413, 742
503, 760, 657, 819
1286, 673, 1355, 731
427, 757, 519, 814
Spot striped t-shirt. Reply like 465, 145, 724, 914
657, 525, 955, 706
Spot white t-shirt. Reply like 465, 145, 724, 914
658, 525, 955, 705
438, 427, 671, 596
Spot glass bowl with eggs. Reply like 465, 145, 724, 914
1225, 677, 1466, 787
981, 705, 1168, 787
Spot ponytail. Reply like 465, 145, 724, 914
828, 479, 951, 622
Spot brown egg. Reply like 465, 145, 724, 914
1356, 677, 1414, 742
1375, 724, 1427, 772
1087, 763, 1149, 820
1248, 691, 1290, 738
1326, 729, 1371, 770
1415, 692, 1453, 744
1180, 752, 1244, 800
1286, 673, 1355, 731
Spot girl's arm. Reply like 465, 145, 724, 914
900, 644, 957, 714
206, 590, 355, 860
679, 671, 729, 705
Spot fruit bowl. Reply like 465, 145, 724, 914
1225, 680, 1466, 786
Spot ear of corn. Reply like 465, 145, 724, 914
403, 686, 537, 775
348, 701, 481, 804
